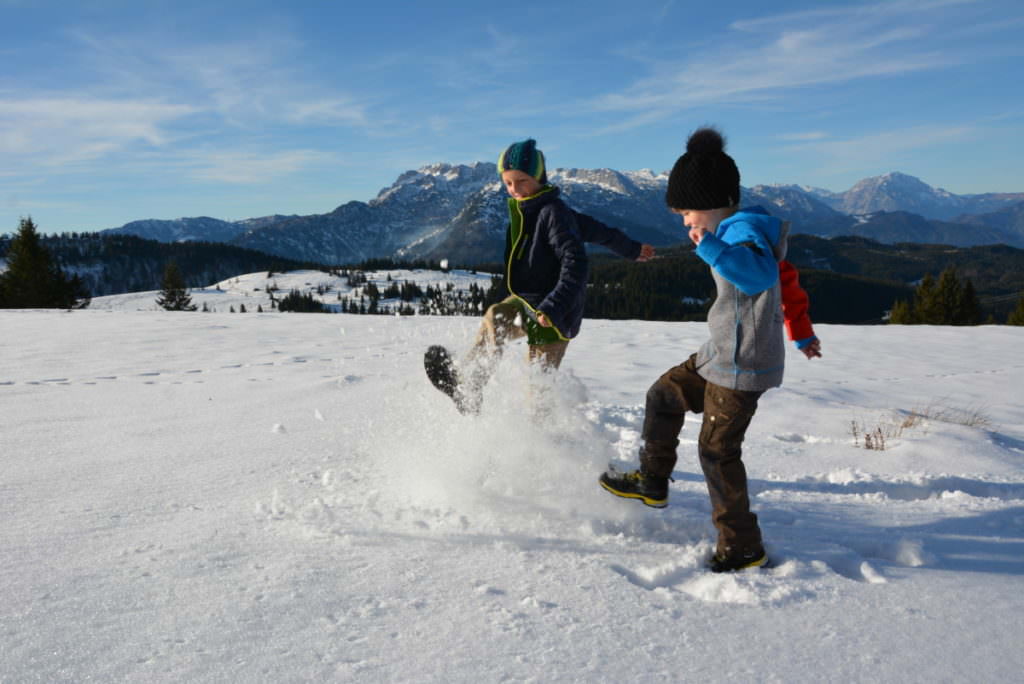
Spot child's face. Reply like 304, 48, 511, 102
501, 170, 543, 199
671, 207, 734, 233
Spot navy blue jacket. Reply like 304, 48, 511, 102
503, 187, 643, 340
574, 211, 643, 261
504, 187, 588, 339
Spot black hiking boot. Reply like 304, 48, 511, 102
708, 546, 769, 573
598, 468, 669, 508
424, 345, 478, 415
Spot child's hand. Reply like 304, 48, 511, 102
636, 244, 656, 262
801, 339, 822, 359
537, 312, 552, 327
689, 227, 709, 245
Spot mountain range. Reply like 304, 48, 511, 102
99, 166, 1024, 266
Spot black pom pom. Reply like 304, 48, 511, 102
686, 128, 725, 156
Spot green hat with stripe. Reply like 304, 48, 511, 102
498, 139, 547, 184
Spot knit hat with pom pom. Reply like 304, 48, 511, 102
665, 127, 740, 210
498, 139, 547, 184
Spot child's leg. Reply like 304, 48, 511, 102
466, 296, 527, 362
640, 354, 706, 479
698, 382, 764, 553
527, 340, 569, 369
458, 297, 527, 409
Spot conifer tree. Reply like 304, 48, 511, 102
0, 217, 89, 309
912, 273, 940, 324
156, 260, 196, 311
1008, 295, 1024, 326
954, 278, 981, 326
888, 299, 913, 324
931, 267, 962, 324
889, 267, 983, 325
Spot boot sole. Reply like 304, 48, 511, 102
598, 479, 668, 508
424, 345, 458, 398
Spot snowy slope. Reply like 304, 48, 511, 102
86, 268, 496, 313
2, 308, 1023, 682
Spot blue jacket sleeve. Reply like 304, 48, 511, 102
537, 205, 588, 327
696, 228, 778, 295
571, 210, 642, 260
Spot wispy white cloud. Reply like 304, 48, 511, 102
187, 149, 332, 184
0, 97, 199, 165
727, 0, 978, 33
777, 131, 830, 142
586, 0, 997, 127
67, 28, 378, 131
287, 98, 370, 127
3, 26, 382, 184
784, 124, 975, 176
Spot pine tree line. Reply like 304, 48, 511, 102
889, 267, 984, 325
6, 219, 1021, 324
0, 229, 321, 296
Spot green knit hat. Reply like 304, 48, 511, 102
498, 139, 547, 184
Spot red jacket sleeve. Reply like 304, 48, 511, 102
779, 260, 815, 341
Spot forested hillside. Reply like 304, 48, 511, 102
0, 232, 324, 296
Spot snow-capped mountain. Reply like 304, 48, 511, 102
98, 166, 1024, 265
103, 215, 299, 243
104, 217, 246, 243
817, 172, 1024, 221
835, 172, 967, 219
553, 167, 679, 244
225, 165, 687, 265
230, 162, 500, 264
745, 184, 855, 237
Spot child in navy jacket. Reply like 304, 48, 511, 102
425, 139, 654, 414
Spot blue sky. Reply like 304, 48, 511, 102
2, 0, 1022, 232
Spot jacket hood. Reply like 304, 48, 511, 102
722, 206, 789, 261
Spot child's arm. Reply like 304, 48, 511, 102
694, 226, 779, 296
571, 210, 654, 261
779, 260, 822, 359
536, 206, 588, 330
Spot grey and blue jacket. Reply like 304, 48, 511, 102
694, 206, 789, 392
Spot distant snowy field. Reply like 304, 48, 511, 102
86, 268, 497, 313
3, 284, 1024, 681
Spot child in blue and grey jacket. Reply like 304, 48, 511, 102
601, 127, 820, 573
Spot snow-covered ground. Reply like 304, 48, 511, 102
86, 268, 496, 314
3, 299, 1024, 681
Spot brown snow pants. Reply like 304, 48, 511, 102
640, 354, 764, 553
